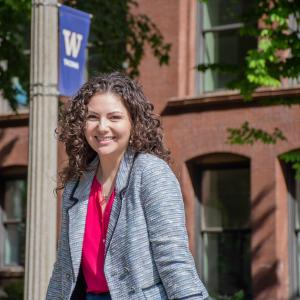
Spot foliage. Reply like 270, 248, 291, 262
227, 121, 287, 145
3, 279, 24, 300
0, 0, 31, 111
198, 0, 300, 174
210, 290, 245, 300
280, 150, 300, 179
237, 0, 300, 101
60, 0, 171, 78
0, 0, 171, 111
198, 0, 300, 101
64, 0, 171, 77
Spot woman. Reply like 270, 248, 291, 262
46, 72, 208, 300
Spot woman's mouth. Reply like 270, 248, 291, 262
95, 136, 116, 144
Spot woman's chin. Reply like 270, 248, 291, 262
95, 146, 125, 159
96, 148, 115, 157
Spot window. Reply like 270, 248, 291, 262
197, 0, 256, 93
0, 176, 27, 270
287, 16, 300, 87
193, 155, 251, 298
293, 176, 300, 297
286, 164, 300, 297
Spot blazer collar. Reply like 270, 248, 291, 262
72, 147, 137, 201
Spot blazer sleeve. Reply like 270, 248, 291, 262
45, 188, 67, 299
46, 256, 62, 299
141, 158, 209, 300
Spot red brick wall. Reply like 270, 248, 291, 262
0, 1, 298, 299
135, 0, 199, 109
164, 104, 299, 300
135, 1, 299, 299
0, 126, 28, 168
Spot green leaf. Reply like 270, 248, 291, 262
197, 0, 300, 103
2, 0, 171, 111
227, 121, 287, 145
280, 151, 300, 179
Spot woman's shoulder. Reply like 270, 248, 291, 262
134, 153, 181, 199
135, 152, 170, 170
135, 152, 176, 181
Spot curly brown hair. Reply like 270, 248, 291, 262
57, 71, 170, 188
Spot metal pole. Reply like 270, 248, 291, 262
24, 1, 58, 299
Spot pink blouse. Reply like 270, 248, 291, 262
81, 176, 115, 293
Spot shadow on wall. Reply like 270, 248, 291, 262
187, 153, 281, 300
250, 183, 279, 299
0, 129, 18, 167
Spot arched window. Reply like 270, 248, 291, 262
0, 167, 27, 271
189, 153, 251, 299
281, 152, 300, 297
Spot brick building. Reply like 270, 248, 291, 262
0, 1, 300, 299
136, 1, 300, 299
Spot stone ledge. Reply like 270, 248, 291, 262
162, 86, 300, 115
0, 113, 29, 128
0, 266, 24, 278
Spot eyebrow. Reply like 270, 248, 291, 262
108, 111, 125, 115
87, 110, 125, 115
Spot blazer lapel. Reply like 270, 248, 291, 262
105, 147, 137, 254
67, 147, 136, 277
68, 156, 98, 280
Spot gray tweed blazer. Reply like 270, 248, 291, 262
46, 148, 208, 300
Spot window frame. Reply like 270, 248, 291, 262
286, 164, 300, 299
196, 1, 252, 94
0, 167, 27, 276
287, 15, 300, 88
193, 159, 252, 297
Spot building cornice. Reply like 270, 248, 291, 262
0, 112, 29, 127
162, 86, 300, 115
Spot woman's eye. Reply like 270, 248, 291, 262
111, 115, 122, 120
87, 115, 98, 121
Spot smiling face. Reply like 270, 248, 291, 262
84, 92, 132, 160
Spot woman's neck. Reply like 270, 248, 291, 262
96, 151, 124, 184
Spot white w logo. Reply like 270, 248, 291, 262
63, 29, 83, 58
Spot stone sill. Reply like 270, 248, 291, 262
0, 266, 24, 278
0, 113, 29, 128
162, 86, 300, 115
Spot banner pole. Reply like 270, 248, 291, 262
24, 0, 58, 299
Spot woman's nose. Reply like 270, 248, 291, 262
97, 119, 109, 130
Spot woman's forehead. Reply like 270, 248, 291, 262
87, 93, 129, 113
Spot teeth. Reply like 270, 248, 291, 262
97, 136, 114, 141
